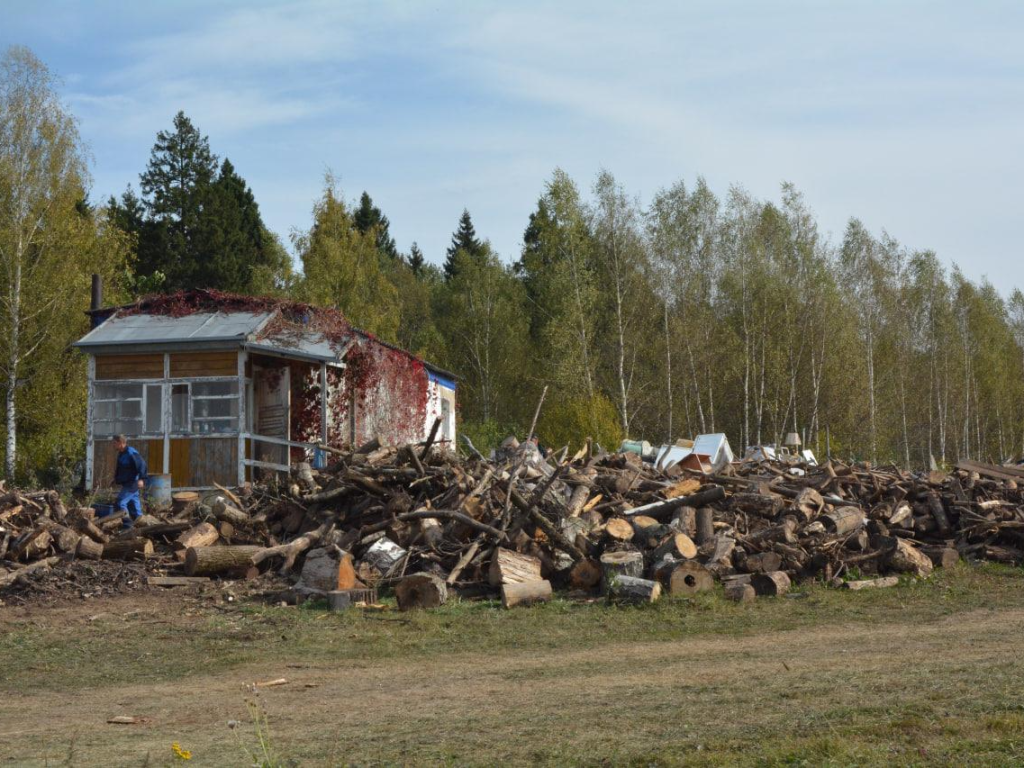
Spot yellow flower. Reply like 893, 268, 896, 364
171, 742, 193, 761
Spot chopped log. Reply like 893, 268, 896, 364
184, 545, 263, 576
297, 548, 345, 591
566, 483, 592, 518
842, 576, 899, 591
651, 532, 698, 562
102, 538, 154, 561
885, 538, 933, 578
488, 547, 543, 586
793, 487, 824, 521
501, 579, 552, 608
75, 536, 103, 560
666, 560, 714, 596
624, 485, 726, 522
211, 497, 249, 527
72, 514, 109, 544
396, 572, 448, 610
724, 583, 755, 602
630, 515, 666, 548
568, 558, 601, 590
695, 507, 715, 545
599, 550, 644, 593
922, 546, 959, 569
606, 575, 661, 603
730, 493, 783, 517
604, 517, 635, 542
251, 524, 330, 573
176, 521, 219, 551
670, 506, 697, 537
418, 516, 443, 550
739, 551, 783, 574
49, 524, 81, 553
822, 507, 865, 535
926, 493, 952, 536
752, 570, 791, 597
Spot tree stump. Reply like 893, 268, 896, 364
606, 575, 661, 604
185, 545, 263, 576
501, 579, 552, 608
752, 570, 791, 597
739, 551, 783, 574
630, 515, 666, 548
670, 506, 697, 537
396, 572, 448, 610
599, 550, 644, 593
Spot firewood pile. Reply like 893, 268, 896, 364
3, 436, 1024, 607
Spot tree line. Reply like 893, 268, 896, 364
3, 45, 1023, 486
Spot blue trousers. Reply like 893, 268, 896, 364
115, 484, 143, 521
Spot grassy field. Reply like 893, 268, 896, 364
2, 564, 1024, 766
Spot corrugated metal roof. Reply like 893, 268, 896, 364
244, 334, 349, 363
74, 311, 274, 347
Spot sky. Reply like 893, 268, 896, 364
3, 0, 1023, 287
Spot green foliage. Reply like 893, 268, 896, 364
538, 392, 623, 453
293, 175, 401, 340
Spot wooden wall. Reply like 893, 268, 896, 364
169, 438, 237, 488
95, 354, 163, 380
92, 439, 163, 491
93, 351, 239, 380
170, 351, 237, 377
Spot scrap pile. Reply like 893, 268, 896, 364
3, 436, 1024, 607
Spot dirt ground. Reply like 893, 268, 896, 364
3, 569, 1024, 766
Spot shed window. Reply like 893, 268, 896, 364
93, 382, 143, 437
191, 380, 239, 434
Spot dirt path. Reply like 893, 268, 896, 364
2, 602, 1023, 766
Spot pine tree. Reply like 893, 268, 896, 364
353, 191, 399, 262
444, 209, 484, 281
408, 242, 425, 275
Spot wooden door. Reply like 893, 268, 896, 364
253, 364, 290, 471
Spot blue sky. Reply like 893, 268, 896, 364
3, 1, 1023, 287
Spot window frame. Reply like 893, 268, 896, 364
92, 376, 243, 439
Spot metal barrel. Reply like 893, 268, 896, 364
146, 473, 173, 507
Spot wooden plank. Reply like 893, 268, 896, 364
95, 354, 163, 380
169, 438, 191, 488
148, 576, 210, 587
190, 438, 237, 487
170, 351, 238, 377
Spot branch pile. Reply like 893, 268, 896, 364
3, 440, 1024, 606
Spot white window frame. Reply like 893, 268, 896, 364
189, 380, 241, 435
92, 382, 145, 437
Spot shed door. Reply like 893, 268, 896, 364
253, 365, 289, 471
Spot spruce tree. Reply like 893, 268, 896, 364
444, 208, 484, 281
353, 191, 399, 262
408, 242, 425, 275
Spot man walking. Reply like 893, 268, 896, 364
112, 435, 147, 526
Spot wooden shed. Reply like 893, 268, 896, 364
74, 290, 456, 491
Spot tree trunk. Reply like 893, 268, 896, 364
568, 558, 601, 590
604, 517, 635, 542
75, 536, 103, 560
885, 538, 933, 578
176, 521, 219, 551
501, 579, 552, 608
185, 545, 263, 576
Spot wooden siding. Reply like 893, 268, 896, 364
169, 437, 237, 488
95, 354, 163, 380
92, 439, 162, 491
169, 351, 238, 378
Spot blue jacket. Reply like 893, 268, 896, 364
114, 446, 148, 486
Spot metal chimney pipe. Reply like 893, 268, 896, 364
90, 274, 102, 312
